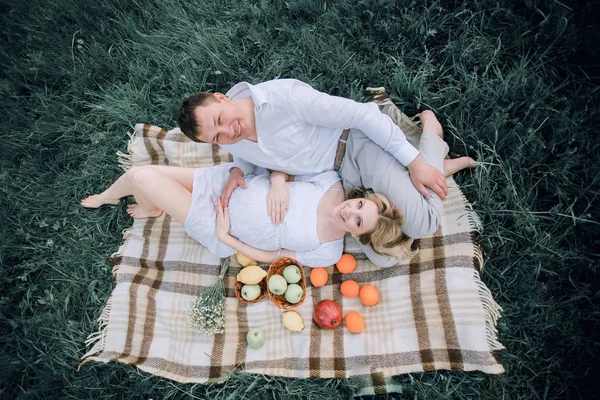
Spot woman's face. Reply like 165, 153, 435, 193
330, 198, 378, 237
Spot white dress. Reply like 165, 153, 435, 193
183, 164, 343, 267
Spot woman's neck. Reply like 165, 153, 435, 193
316, 184, 346, 243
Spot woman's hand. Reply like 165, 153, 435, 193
268, 172, 290, 224
215, 197, 231, 241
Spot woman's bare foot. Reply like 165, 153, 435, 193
444, 157, 477, 176
81, 194, 120, 208
126, 203, 164, 219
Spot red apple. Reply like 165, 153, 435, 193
313, 299, 342, 330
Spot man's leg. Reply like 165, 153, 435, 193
367, 89, 475, 174
365, 87, 422, 148
342, 107, 449, 239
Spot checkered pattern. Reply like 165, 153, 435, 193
82, 118, 504, 396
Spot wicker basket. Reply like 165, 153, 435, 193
267, 257, 307, 310
234, 277, 268, 304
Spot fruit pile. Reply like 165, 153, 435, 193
311, 253, 379, 334
236, 252, 379, 350
236, 265, 267, 302
267, 264, 305, 305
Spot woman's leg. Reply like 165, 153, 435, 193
81, 166, 196, 224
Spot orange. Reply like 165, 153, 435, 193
336, 254, 357, 274
340, 280, 360, 298
310, 267, 328, 287
344, 311, 365, 333
359, 284, 379, 306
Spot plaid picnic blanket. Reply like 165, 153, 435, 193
82, 109, 504, 396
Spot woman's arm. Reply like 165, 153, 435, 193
215, 197, 296, 263
221, 234, 296, 264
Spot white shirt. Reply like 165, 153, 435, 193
221, 79, 419, 176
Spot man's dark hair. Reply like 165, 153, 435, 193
177, 92, 219, 143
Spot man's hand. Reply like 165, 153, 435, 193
268, 172, 289, 224
220, 167, 247, 207
407, 157, 448, 200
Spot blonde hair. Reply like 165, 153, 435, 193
346, 187, 416, 262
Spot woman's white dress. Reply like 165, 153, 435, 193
183, 164, 343, 267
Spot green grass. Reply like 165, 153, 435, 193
1, 0, 598, 398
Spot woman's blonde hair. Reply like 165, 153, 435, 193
347, 187, 415, 262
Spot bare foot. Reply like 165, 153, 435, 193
419, 110, 443, 139
444, 157, 477, 176
81, 194, 120, 208
126, 203, 164, 219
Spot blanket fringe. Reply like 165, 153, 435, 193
464, 203, 483, 234
473, 243, 484, 271
111, 228, 133, 258
449, 176, 483, 235
474, 269, 504, 351
80, 297, 112, 364
81, 164, 139, 366
109, 227, 134, 275
117, 125, 144, 172
116, 150, 133, 171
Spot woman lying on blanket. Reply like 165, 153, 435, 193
81, 152, 470, 268
81, 163, 406, 267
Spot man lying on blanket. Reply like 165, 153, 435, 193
177, 80, 474, 266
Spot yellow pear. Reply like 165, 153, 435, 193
236, 265, 267, 284
282, 311, 305, 332
236, 252, 257, 267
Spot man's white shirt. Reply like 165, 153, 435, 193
222, 79, 419, 176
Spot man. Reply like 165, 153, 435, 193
177, 79, 451, 266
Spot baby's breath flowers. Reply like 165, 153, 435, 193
189, 258, 230, 335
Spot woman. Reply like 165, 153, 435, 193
81, 165, 409, 267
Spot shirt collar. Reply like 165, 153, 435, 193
225, 82, 267, 111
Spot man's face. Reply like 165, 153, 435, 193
193, 93, 255, 144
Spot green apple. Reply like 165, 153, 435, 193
268, 274, 288, 295
241, 284, 261, 301
246, 327, 265, 349
284, 283, 304, 304
282, 265, 302, 284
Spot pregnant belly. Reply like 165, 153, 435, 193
228, 175, 279, 251
226, 174, 321, 252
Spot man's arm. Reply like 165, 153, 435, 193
230, 157, 256, 177
220, 157, 260, 207
355, 240, 398, 268
291, 81, 447, 199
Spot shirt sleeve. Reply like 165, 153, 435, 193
355, 239, 398, 268
230, 156, 257, 177
293, 170, 341, 190
290, 81, 419, 167
295, 239, 344, 268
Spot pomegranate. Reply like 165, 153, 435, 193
313, 299, 342, 330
